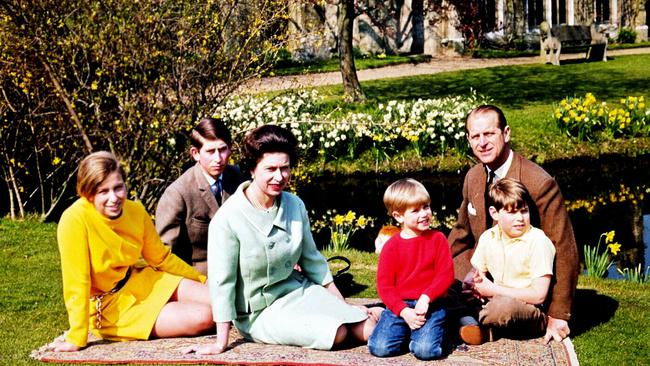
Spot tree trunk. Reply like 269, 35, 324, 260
338, 0, 365, 103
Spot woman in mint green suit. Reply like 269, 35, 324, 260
186, 125, 380, 355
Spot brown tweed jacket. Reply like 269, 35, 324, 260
448, 151, 579, 321
155, 163, 244, 273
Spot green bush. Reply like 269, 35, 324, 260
617, 28, 637, 44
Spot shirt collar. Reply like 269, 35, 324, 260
201, 170, 221, 187
487, 150, 514, 181
490, 223, 532, 243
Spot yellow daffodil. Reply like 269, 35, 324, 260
608, 242, 621, 255
605, 230, 615, 243
344, 210, 356, 222
334, 215, 344, 226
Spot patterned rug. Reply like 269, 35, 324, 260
31, 299, 578, 366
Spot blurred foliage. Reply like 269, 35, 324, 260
616, 27, 637, 44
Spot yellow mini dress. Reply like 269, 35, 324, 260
57, 198, 205, 347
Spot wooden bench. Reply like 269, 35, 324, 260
540, 22, 608, 65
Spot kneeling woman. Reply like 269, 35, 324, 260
51, 151, 213, 352
189, 125, 380, 354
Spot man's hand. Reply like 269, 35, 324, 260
400, 307, 425, 330
543, 316, 570, 343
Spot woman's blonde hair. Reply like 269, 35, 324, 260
76, 151, 125, 199
383, 178, 430, 215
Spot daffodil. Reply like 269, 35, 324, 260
605, 230, 615, 243
608, 242, 621, 255
334, 215, 344, 226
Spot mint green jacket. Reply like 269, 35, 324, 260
207, 182, 334, 323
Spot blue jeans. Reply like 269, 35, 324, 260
368, 300, 445, 360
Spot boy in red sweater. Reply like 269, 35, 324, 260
368, 178, 454, 360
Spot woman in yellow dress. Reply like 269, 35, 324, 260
49, 151, 214, 352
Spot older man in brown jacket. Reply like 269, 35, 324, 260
449, 105, 579, 344
156, 118, 244, 275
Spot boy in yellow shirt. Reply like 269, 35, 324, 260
460, 178, 556, 345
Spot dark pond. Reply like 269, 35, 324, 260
298, 154, 650, 278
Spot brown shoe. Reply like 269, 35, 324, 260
459, 325, 491, 345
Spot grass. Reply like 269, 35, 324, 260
270, 53, 432, 76
298, 53, 650, 174
2, 219, 649, 365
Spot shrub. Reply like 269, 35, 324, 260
617, 28, 637, 44
0, 0, 289, 218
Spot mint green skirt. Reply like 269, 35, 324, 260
234, 278, 367, 350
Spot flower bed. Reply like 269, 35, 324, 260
214, 89, 491, 161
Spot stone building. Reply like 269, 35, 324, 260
287, 0, 648, 60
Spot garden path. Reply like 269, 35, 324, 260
244, 47, 650, 93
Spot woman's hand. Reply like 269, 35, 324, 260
183, 342, 227, 355
350, 304, 383, 322
48, 339, 81, 352
183, 321, 231, 355
367, 306, 384, 322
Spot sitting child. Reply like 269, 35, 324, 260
368, 178, 454, 360
460, 178, 556, 345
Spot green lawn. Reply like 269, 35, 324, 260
1, 219, 649, 365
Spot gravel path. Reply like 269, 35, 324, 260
244, 47, 650, 93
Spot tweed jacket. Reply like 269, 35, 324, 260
155, 163, 244, 268
448, 151, 579, 321
208, 182, 334, 323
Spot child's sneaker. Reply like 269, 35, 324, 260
459, 324, 492, 345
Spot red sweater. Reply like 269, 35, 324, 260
377, 229, 454, 316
